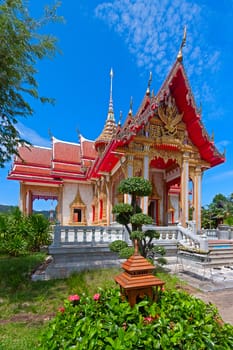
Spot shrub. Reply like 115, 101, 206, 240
109, 240, 128, 253
118, 247, 134, 259
40, 287, 233, 349
0, 209, 52, 255
27, 214, 52, 251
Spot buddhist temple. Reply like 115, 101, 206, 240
8, 38, 225, 231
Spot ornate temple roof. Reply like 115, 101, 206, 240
8, 136, 97, 184
96, 45, 225, 175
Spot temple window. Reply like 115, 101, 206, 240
73, 208, 82, 222
69, 188, 87, 225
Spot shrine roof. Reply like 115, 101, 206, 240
8, 136, 98, 183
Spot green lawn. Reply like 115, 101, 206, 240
0, 253, 183, 349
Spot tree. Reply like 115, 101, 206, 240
112, 177, 166, 263
0, 0, 62, 167
201, 193, 233, 228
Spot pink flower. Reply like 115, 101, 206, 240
93, 293, 101, 301
68, 294, 80, 302
161, 287, 165, 292
144, 316, 154, 324
58, 307, 65, 313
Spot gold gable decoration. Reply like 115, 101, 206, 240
157, 95, 183, 136
69, 188, 87, 225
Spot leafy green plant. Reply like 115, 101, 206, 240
27, 214, 52, 251
118, 247, 134, 259
109, 240, 128, 253
40, 287, 233, 349
0, 209, 52, 256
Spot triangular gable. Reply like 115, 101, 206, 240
110, 59, 224, 168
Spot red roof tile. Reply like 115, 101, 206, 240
53, 139, 81, 163
16, 146, 52, 167
81, 140, 97, 159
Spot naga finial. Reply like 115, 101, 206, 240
177, 26, 187, 62
118, 111, 122, 126
146, 71, 152, 95
48, 128, 53, 141
76, 128, 81, 142
129, 96, 133, 114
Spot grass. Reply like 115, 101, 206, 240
0, 253, 184, 349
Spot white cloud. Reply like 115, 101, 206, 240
205, 169, 233, 183
17, 122, 51, 148
95, 0, 221, 109
216, 140, 231, 149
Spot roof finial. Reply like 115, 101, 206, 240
76, 128, 81, 143
129, 96, 133, 115
177, 26, 187, 62
146, 71, 152, 95
48, 128, 53, 141
118, 111, 122, 126
107, 68, 115, 121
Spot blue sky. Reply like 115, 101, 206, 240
0, 0, 233, 210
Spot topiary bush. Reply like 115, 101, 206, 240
109, 240, 128, 253
39, 287, 233, 349
112, 177, 165, 261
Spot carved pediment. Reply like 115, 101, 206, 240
157, 95, 183, 136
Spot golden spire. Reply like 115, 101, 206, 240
95, 68, 117, 151
177, 26, 187, 62
107, 68, 115, 121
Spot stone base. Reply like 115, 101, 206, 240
35, 245, 122, 280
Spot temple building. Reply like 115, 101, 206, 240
8, 42, 225, 231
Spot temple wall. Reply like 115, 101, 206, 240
62, 183, 93, 225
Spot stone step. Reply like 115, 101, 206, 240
201, 259, 233, 267
210, 250, 233, 256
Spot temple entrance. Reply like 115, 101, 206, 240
148, 200, 158, 225
33, 198, 58, 223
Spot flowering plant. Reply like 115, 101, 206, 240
93, 293, 100, 301
40, 288, 233, 349
68, 294, 80, 305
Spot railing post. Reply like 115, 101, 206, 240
52, 223, 61, 247
83, 228, 87, 243
65, 227, 69, 243
91, 227, 95, 245
100, 227, 104, 243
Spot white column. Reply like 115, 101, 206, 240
143, 154, 149, 214
180, 153, 189, 226
194, 166, 202, 231
105, 176, 111, 226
